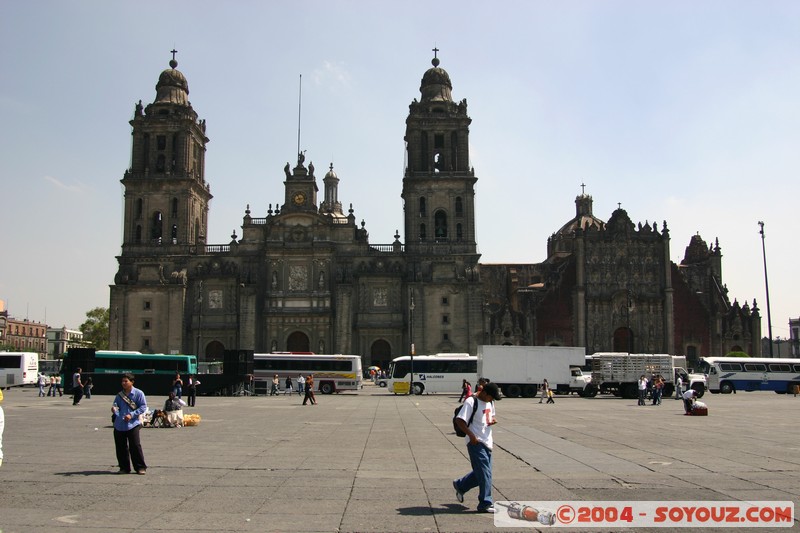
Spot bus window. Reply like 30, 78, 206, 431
769, 364, 791, 372
744, 363, 767, 372
720, 363, 743, 372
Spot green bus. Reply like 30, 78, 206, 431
62, 350, 198, 376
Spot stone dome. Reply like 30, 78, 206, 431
154, 58, 189, 106
420, 57, 453, 102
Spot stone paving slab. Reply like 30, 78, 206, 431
0, 385, 798, 532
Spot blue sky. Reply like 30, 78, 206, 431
1, 1, 798, 346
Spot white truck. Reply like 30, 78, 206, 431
477, 345, 589, 398
585, 352, 705, 399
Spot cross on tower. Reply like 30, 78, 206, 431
171, 49, 178, 61
432, 46, 439, 59
580, 182, 586, 195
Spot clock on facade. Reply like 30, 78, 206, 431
293, 192, 306, 206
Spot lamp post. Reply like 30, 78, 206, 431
758, 222, 773, 357
409, 289, 415, 395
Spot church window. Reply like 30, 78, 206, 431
136, 198, 143, 219
434, 134, 444, 148
442, 297, 448, 305
455, 197, 463, 216
151, 211, 163, 241
419, 223, 426, 241
157, 135, 166, 150
456, 223, 463, 241
156, 154, 165, 172
171, 224, 178, 243
135, 225, 142, 243
143, 338, 150, 349
443, 333, 449, 341
419, 197, 426, 216
451, 131, 458, 170
171, 198, 178, 218
144, 301, 151, 310
433, 152, 441, 173
442, 315, 449, 324
434, 210, 448, 241
143, 320, 150, 330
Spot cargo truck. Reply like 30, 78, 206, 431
477, 345, 588, 398
585, 352, 705, 399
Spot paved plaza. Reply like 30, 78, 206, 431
0, 383, 798, 532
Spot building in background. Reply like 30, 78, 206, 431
1, 315, 47, 357
789, 318, 799, 357
47, 327, 84, 358
109, 52, 759, 368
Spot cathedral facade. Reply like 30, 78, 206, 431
109, 53, 760, 368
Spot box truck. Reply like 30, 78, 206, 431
477, 345, 588, 398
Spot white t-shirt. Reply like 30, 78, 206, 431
682, 389, 696, 400
457, 396, 496, 450
638, 378, 648, 391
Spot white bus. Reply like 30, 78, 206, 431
0, 352, 39, 387
387, 353, 477, 395
700, 357, 800, 395
253, 353, 363, 394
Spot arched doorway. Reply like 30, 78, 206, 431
205, 340, 225, 362
613, 327, 634, 352
370, 339, 392, 369
287, 331, 310, 352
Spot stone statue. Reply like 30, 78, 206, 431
318, 270, 325, 289
308, 161, 315, 177
284, 163, 291, 179
271, 270, 278, 289
135, 99, 143, 116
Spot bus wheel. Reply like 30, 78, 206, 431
691, 384, 705, 398
320, 382, 334, 394
412, 382, 424, 395
720, 382, 734, 394
522, 385, 537, 398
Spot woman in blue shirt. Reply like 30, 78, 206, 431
112, 373, 148, 474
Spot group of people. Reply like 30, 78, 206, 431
265, 374, 317, 404
36, 373, 64, 397
171, 373, 199, 407
637, 374, 668, 406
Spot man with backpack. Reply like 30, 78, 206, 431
452, 381, 502, 514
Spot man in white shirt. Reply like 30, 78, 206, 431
638, 375, 648, 406
453, 381, 501, 514
682, 388, 698, 415
675, 374, 683, 400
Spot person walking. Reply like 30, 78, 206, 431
674, 374, 683, 400
55, 374, 63, 397
546, 384, 555, 404
172, 373, 183, 398
0, 389, 5, 468
38, 372, 47, 397
284, 375, 293, 395
458, 379, 472, 403
84, 377, 94, 399
303, 374, 317, 405
47, 374, 56, 397
186, 375, 199, 407
539, 379, 549, 404
637, 375, 648, 406
453, 382, 502, 514
297, 374, 305, 396
72, 368, 84, 405
111, 373, 148, 474
270, 374, 280, 396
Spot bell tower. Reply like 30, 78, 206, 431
402, 50, 477, 255
121, 51, 212, 249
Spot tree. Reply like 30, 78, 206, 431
80, 307, 110, 350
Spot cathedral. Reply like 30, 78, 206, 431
109, 52, 760, 368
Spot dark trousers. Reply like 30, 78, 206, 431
303, 390, 316, 405
114, 425, 147, 472
187, 389, 196, 407
73, 387, 83, 405
683, 399, 694, 414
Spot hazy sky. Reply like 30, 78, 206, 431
1, 1, 798, 346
